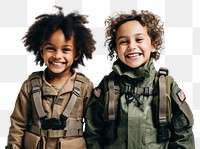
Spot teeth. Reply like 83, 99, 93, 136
52, 62, 64, 66
127, 53, 140, 58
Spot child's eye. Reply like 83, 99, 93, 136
45, 47, 55, 51
119, 40, 128, 44
136, 38, 143, 42
63, 48, 71, 53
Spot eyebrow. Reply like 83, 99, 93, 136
117, 33, 146, 41
44, 42, 73, 48
44, 42, 54, 46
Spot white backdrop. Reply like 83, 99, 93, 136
0, 0, 199, 148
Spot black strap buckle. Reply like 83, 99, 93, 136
158, 67, 169, 76
125, 92, 143, 106
41, 118, 66, 130
143, 87, 149, 96
125, 92, 135, 104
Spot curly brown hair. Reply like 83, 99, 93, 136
105, 10, 164, 61
22, 6, 96, 68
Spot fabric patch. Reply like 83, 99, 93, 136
93, 88, 101, 98
177, 90, 186, 102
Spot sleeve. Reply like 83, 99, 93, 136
6, 80, 32, 149
84, 77, 107, 149
169, 80, 195, 149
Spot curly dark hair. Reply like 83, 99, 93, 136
22, 6, 96, 68
105, 10, 164, 60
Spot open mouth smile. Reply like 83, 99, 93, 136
50, 61, 66, 66
126, 53, 142, 58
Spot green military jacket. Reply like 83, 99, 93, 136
85, 58, 195, 149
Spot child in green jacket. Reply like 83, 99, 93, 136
85, 10, 195, 149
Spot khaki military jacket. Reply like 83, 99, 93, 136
85, 58, 195, 149
6, 69, 93, 149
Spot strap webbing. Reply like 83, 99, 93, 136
107, 72, 154, 121
29, 120, 83, 138
31, 73, 85, 120
134, 87, 154, 95
62, 80, 82, 118
31, 78, 46, 119
108, 72, 115, 121
159, 74, 167, 124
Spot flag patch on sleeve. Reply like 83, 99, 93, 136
177, 90, 186, 102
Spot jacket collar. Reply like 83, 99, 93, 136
112, 58, 155, 81
41, 68, 77, 96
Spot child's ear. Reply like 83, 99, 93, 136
151, 46, 156, 52
151, 42, 158, 52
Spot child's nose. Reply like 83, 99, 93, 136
54, 50, 62, 58
129, 41, 137, 49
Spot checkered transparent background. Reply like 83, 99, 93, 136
0, 0, 199, 148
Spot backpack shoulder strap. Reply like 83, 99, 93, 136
157, 67, 169, 124
107, 71, 120, 121
156, 67, 174, 142
29, 71, 47, 119
108, 71, 116, 121
62, 72, 88, 118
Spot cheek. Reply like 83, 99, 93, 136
64, 55, 74, 63
42, 54, 48, 61
117, 51, 125, 61
144, 51, 152, 59
116, 48, 125, 56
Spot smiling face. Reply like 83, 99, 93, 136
41, 29, 78, 77
116, 20, 155, 68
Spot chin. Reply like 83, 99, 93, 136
127, 63, 141, 68
50, 69, 65, 74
